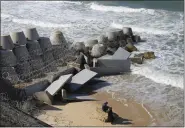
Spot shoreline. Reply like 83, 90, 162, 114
35, 91, 156, 126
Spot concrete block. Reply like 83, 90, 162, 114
24, 28, 39, 40
90, 67, 126, 76
123, 27, 133, 36
72, 42, 85, 52
91, 44, 106, 58
112, 47, 131, 60
106, 31, 117, 41
33, 91, 53, 105
10, 31, 27, 45
0, 35, 14, 50
24, 80, 50, 96
98, 35, 108, 44
52, 67, 78, 82
0, 50, 17, 67
84, 39, 98, 49
68, 69, 97, 92
13, 45, 30, 62
97, 59, 131, 72
45, 74, 73, 96
61, 89, 67, 100
50, 30, 67, 46
38, 37, 53, 52
26, 40, 43, 56
41, 51, 56, 66
98, 54, 113, 60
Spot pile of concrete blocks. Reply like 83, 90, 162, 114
38, 37, 58, 73
0, 35, 19, 84
32, 69, 97, 105
11, 31, 33, 81
24, 28, 45, 78
70, 27, 148, 74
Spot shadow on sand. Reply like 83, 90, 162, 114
112, 113, 133, 125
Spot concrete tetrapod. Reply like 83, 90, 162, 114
123, 27, 133, 37
84, 39, 98, 49
1, 35, 14, 50
0, 49, 17, 67
98, 35, 108, 44
38, 37, 53, 53
26, 40, 43, 56
72, 42, 85, 52
91, 44, 106, 58
10, 31, 27, 45
13, 45, 30, 62
50, 30, 67, 46
24, 28, 39, 41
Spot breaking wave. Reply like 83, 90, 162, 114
90, 2, 155, 15
111, 22, 170, 35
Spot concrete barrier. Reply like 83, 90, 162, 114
10, 31, 27, 45
0, 49, 17, 67
13, 45, 30, 62
0, 67, 19, 84
24, 28, 39, 41
26, 40, 43, 56
38, 37, 53, 52
1, 35, 14, 50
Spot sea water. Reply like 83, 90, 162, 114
1, 1, 184, 126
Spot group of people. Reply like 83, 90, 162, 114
102, 102, 114, 123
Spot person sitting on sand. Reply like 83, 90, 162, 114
102, 102, 109, 112
105, 107, 114, 123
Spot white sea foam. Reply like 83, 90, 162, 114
131, 65, 183, 89
1, 13, 14, 18
12, 18, 71, 28
90, 3, 155, 15
111, 22, 170, 35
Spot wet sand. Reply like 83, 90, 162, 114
35, 92, 155, 126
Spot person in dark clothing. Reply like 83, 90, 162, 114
105, 107, 114, 123
102, 102, 109, 112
